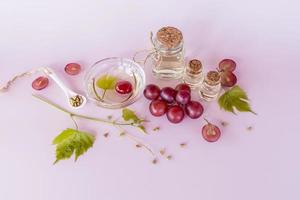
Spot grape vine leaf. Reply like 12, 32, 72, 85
96, 74, 117, 90
122, 108, 147, 134
218, 85, 256, 114
52, 128, 95, 164
122, 108, 141, 123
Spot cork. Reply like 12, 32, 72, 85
156, 26, 183, 49
205, 71, 220, 85
188, 59, 202, 74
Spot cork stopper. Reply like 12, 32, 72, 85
156, 26, 183, 49
205, 71, 220, 85
187, 59, 202, 75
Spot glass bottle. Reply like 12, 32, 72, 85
183, 59, 204, 89
151, 26, 185, 79
199, 71, 221, 101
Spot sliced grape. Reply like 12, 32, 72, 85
219, 59, 236, 72
65, 63, 81, 75
220, 71, 237, 87
32, 76, 49, 90
202, 119, 221, 142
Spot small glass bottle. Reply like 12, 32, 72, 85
199, 71, 221, 101
183, 59, 204, 89
151, 26, 185, 79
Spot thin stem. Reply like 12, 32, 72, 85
115, 125, 155, 157
32, 94, 133, 126
70, 114, 78, 130
204, 118, 210, 124
33, 94, 157, 158
0, 67, 45, 92
101, 89, 107, 100
92, 78, 102, 101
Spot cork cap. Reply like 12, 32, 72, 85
187, 59, 202, 75
156, 26, 183, 49
205, 71, 220, 85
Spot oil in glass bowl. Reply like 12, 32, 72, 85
85, 57, 145, 109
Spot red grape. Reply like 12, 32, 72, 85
149, 100, 168, 117
202, 119, 221, 142
185, 101, 204, 119
167, 105, 184, 123
219, 59, 236, 72
220, 71, 237, 87
115, 80, 133, 94
160, 87, 177, 103
175, 83, 191, 93
143, 84, 160, 100
65, 63, 81, 75
32, 76, 49, 90
175, 90, 191, 105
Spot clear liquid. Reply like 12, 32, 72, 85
87, 69, 142, 107
198, 82, 221, 101
152, 52, 184, 79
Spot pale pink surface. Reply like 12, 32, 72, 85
0, 0, 300, 199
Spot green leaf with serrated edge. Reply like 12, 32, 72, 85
218, 85, 256, 114
96, 74, 117, 90
52, 129, 74, 144
122, 108, 140, 123
52, 128, 95, 164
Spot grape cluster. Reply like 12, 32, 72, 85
144, 83, 204, 123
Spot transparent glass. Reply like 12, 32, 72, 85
183, 68, 204, 89
151, 38, 185, 79
198, 81, 221, 101
84, 57, 146, 109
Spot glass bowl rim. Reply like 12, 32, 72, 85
84, 57, 146, 109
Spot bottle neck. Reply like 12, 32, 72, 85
153, 38, 184, 55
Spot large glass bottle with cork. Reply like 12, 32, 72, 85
151, 26, 185, 79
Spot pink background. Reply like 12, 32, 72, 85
1, 0, 299, 199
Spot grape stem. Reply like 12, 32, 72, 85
32, 94, 156, 157
204, 118, 210, 124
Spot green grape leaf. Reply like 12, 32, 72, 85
122, 108, 140, 123
218, 85, 256, 114
96, 74, 117, 90
52, 128, 95, 164
122, 108, 147, 134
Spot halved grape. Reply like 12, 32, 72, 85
202, 119, 221, 142
219, 59, 236, 72
65, 63, 81, 75
32, 76, 49, 90
220, 71, 237, 87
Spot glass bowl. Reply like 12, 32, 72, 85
84, 57, 146, 109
